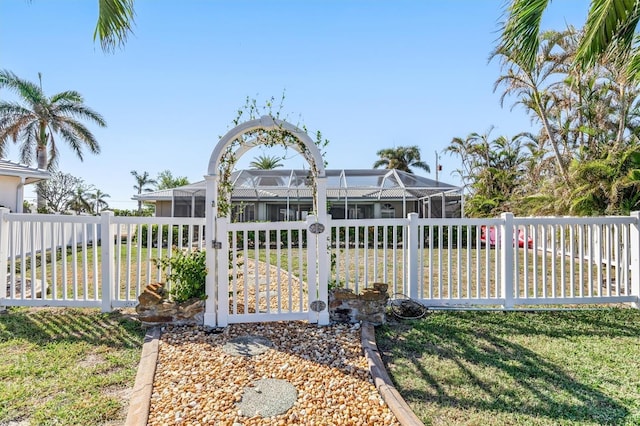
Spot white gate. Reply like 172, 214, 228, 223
212, 215, 328, 325
203, 116, 329, 327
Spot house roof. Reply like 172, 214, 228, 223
134, 169, 461, 203
0, 159, 51, 184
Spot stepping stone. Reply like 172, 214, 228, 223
236, 378, 297, 417
222, 335, 273, 357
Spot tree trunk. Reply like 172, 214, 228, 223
36, 144, 47, 211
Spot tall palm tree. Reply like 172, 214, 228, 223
90, 189, 110, 215
493, 30, 573, 185
499, 0, 640, 79
373, 146, 430, 174
131, 170, 157, 213
249, 154, 284, 170
0, 70, 107, 209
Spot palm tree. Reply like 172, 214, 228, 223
94, 0, 136, 52
249, 155, 284, 170
0, 70, 107, 209
373, 146, 430, 174
499, 0, 640, 79
69, 185, 93, 214
90, 189, 110, 215
493, 30, 573, 185
131, 170, 157, 213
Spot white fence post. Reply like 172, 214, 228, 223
100, 211, 115, 312
216, 217, 230, 327
0, 208, 9, 311
500, 212, 514, 308
316, 217, 330, 326
407, 213, 419, 299
306, 215, 319, 323
204, 174, 218, 327
630, 211, 640, 309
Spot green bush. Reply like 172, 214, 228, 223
155, 249, 207, 303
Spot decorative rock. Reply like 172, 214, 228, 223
135, 283, 205, 326
236, 378, 297, 417
146, 322, 400, 425
223, 335, 274, 357
138, 282, 166, 305
329, 284, 390, 325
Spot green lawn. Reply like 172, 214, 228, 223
376, 309, 640, 425
0, 307, 145, 425
10, 244, 170, 301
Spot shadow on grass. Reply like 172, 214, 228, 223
378, 310, 640, 425
0, 307, 143, 349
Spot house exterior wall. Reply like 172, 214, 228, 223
156, 201, 172, 217
0, 176, 21, 212
152, 198, 452, 220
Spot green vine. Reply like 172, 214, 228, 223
216, 93, 329, 218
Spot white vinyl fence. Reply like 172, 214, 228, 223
1, 208, 639, 315
0, 209, 205, 310
330, 213, 640, 309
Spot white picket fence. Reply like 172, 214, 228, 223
0, 209, 205, 310
1, 208, 639, 315
330, 213, 640, 309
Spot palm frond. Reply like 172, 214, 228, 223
575, 0, 640, 68
498, 0, 550, 70
94, 0, 136, 52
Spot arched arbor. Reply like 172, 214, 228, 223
204, 116, 329, 326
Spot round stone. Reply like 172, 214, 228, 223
222, 335, 273, 356
236, 378, 297, 417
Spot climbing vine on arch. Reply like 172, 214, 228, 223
216, 94, 329, 218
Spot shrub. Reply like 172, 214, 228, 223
155, 249, 207, 303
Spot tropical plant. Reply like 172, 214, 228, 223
155, 249, 207, 303
0, 70, 106, 209
498, 0, 640, 80
493, 29, 573, 185
446, 129, 531, 217
373, 146, 430, 174
94, 0, 136, 52
89, 189, 110, 214
69, 185, 93, 214
249, 154, 284, 170
156, 169, 189, 190
131, 170, 157, 213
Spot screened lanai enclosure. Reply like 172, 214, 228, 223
135, 168, 463, 221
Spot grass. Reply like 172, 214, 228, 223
0, 307, 145, 425
11, 240, 620, 306
376, 308, 640, 425
10, 244, 169, 301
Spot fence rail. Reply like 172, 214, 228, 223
1, 208, 638, 314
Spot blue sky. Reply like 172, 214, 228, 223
1, 1, 588, 210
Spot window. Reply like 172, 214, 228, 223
381, 203, 395, 219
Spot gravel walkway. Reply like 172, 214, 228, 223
147, 322, 400, 425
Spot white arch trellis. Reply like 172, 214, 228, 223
203, 116, 329, 327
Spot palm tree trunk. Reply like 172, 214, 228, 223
532, 90, 572, 186
36, 143, 47, 211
